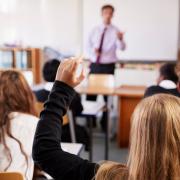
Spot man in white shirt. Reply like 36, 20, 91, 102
87, 4, 126, 130
87, 4, 126, 74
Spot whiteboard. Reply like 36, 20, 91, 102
0, 0, 179, 61
0, 0, 82, 55
83, 0, 179, 61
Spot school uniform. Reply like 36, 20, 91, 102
34, 82, 83, 117
144, 80, 180, 98
0, 113, 38, 180
33, 81, 98, 180
34, 82, 90, 150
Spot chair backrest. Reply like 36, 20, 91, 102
88, 74, 115, 88
35, 102, 44, 116
35, 102, 69, 125
0, 172, 24, 180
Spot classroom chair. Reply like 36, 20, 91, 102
35, 102, 76, 142
0, 172, 23, 180
79, 74, 115, 161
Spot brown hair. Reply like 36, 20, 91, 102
96, 94, 180, 180
0, 70, 37, 173
128, 94, 180, 180
101, 4, 115, 13
95, 162, 128, 180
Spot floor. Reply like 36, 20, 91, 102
80, 135, 129, 164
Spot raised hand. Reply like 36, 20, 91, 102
117, 31, 125, 41
55, 57, 85, 87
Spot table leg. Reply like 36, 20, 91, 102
104, 96, 112, 160
89, 117, 93, 161
105, 109, 109, 160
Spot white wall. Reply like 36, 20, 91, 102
115, 69, 158, 86
0, 0, 179, 61
0, 0, 82, 55
83, 0, 179, 61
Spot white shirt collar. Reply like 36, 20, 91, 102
159, 80, 177, 89
44, 82, 54, 91
101, 23, 112, 29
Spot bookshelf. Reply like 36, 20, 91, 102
0, 48, 42, 85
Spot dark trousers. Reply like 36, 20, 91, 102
87, 63, 115, 130
89, 63, 115, 74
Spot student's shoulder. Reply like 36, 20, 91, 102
144, 85, 162, 97
146, 85, 161, 90
19, 113, 38, 122
11, 112, 38, 128
34, 89, 48, 96
34, 89, 49, 102
170, 88, 180, 97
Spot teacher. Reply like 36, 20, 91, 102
87, 4, 126, 73
87, 4, 126, 130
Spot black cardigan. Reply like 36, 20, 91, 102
32, 81, 98, 180
144, 85, 180, 98
34, 88, 83, 117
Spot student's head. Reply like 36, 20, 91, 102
101, 5, 114, 25
43, 59, 60, 82
0, 70, 37, 170
128, 94, 180, 180
96, 94, 180, 180
95, 162, 128, 180
157, 63, 178, 84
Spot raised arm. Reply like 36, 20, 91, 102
116, 31, 126, 51
32, 58, 98, 180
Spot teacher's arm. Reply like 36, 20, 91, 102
116, 31, 126, 51
32, 58, 98, 180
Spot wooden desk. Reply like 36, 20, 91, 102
76, 85, 114, 160
77, 83, 146, 149
115, 86, 146, 147
76, 86, 114, 95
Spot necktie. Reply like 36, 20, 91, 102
96, 27, 107, 64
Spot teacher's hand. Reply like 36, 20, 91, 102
55, 57, 85, 88
117, 31, 124, 41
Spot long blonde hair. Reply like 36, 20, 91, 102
128, 94, 180, 180
96, 94, 180, 180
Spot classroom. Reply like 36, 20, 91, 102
0, 0, 180, 180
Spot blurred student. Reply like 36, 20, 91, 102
34, 59, 83, 117
34, 59, 89, 149
144, 63, 180, 97
33, 58, 180, 180
0, 70, 38, 180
